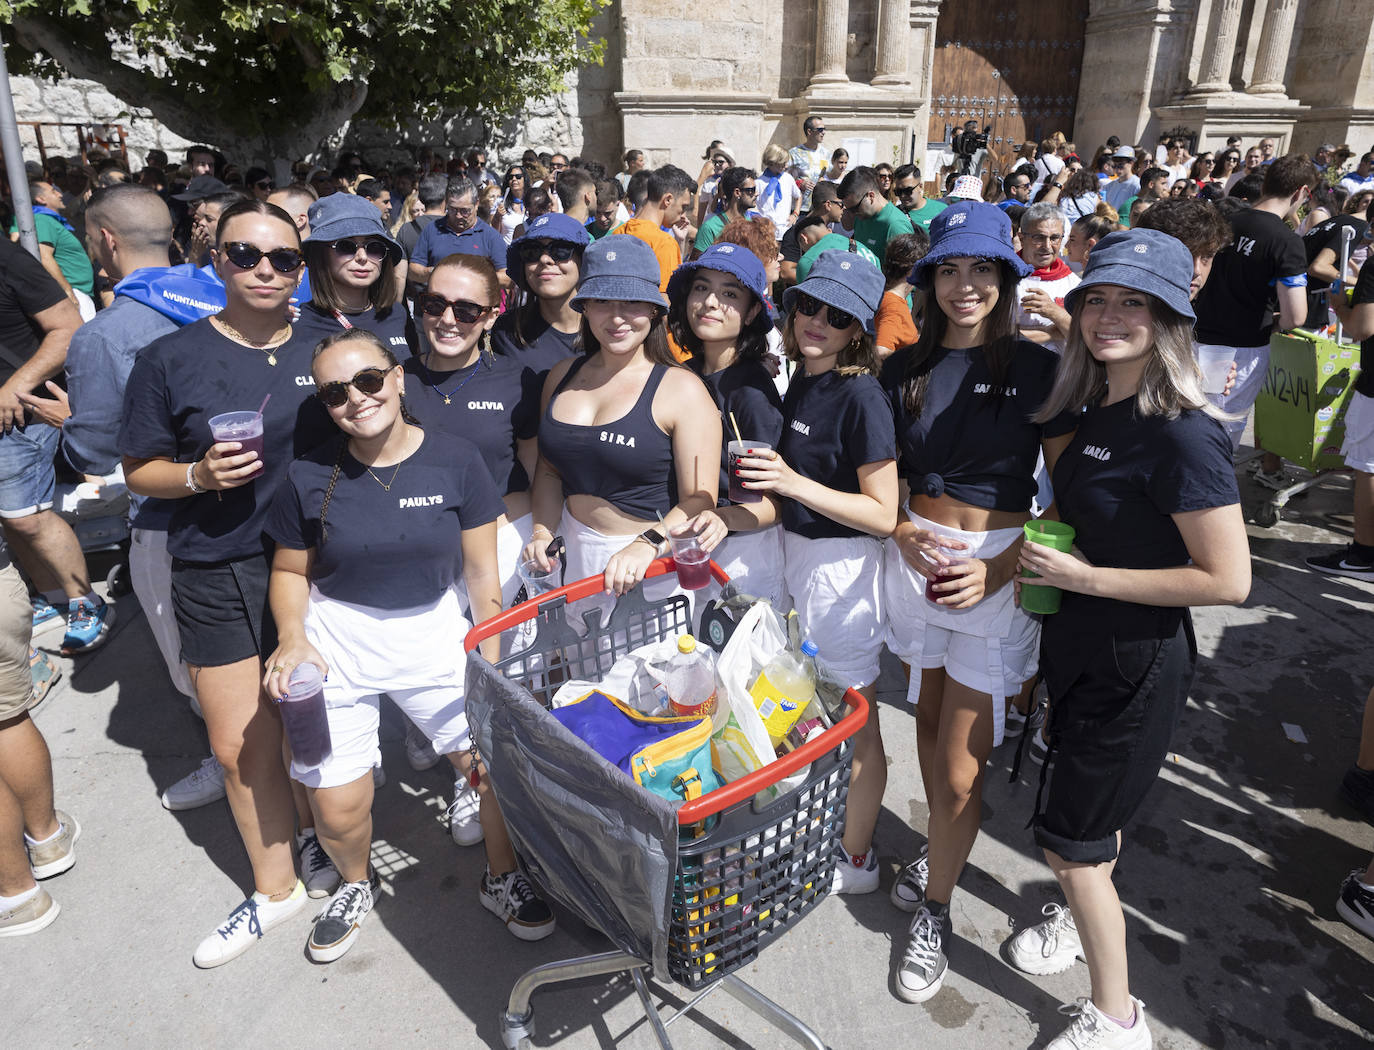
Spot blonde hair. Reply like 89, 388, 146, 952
762, 144, 788, 168
1034, 295, 1234, 423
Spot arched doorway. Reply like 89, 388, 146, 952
929, 2, 1090, 186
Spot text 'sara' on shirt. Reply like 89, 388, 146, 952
265, 431, 504, 610
117, 319, 336, 562
777, 368, 895, 539
1348, 255, 1374, 397
539, 356, 679, 521
694, 357, 785, 505
402, 352, 534, 496
293, 300, 417, 360
1193, 207, 1307, 348
881, 341, 1077, 513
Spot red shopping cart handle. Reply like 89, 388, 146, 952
464, 556, 727, 651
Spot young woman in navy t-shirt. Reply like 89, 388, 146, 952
490, 211, 588, 379
733, 249, 897, 895
1005, 229, 1249, 1047
119, 200, 336, 968
882, 202, 1079, 1006
521, 235, 720, 624
262, 329, 553, 962
666, 241, 787, 607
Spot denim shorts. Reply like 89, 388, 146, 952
170, 551, 275, 668
0, 422, 58, 518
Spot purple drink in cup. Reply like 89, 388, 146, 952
727, 440, 769, 504
668, 529, 712, 590
279, 663, 332, 766
208, 411, 265, 473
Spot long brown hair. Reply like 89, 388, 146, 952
303, 240, 400, 313
781, 304, 879, 376
901, 257, 1019, 416
577, 308, 678, 366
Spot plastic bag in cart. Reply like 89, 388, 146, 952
466, 651, 679, 980
548, 637, 681, 714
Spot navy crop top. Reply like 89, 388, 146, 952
696, 358, 784, 506
881, 340, 1078, 513
540, 357, 678, 520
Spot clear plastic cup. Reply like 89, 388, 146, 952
518, 557, 560, 596
727, 441, 770, 504
208, 411, 265, 467
279, 663, 332, 766
1195, 345, 1234, 395
668, 530, 711, 590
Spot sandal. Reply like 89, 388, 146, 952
28, 649, 62, 712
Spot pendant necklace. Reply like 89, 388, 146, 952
213, 316, 292, 366
365, 462, 403, 491
426, 354, 484, 405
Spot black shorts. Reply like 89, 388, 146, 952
1033, 604, 1196, 864
170, 552, 275, 668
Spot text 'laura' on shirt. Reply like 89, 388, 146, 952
402, 352, 536, 495
117, 318, 336, 562
882, 340, 1078, 513
265, 430, 505, 610
778, 368, 895, 539
539, 357, 678, 521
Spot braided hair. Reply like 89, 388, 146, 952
311, 329, 419, 546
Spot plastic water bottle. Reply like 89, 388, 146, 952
665, 635, 718, 718
279, 663, 332, 766
749, 640, 819, 747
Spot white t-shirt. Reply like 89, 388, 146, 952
1016, 266, 1082, 354
755, 170, 801, 240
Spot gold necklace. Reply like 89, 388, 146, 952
365, 462, 403, 491
213, 316, 292, 366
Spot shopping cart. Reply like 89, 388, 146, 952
464, 557, 868, 1050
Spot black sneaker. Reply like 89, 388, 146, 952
1341, 766, 1374, 825
308, 872, 379, 963
1306, 548, 1374, 582
480, 867, 555, 941
895, 903, 951, 1003
1337, 869, 1374, 940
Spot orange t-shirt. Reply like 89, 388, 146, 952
875, 290, 919, 354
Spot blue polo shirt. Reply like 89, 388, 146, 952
411, 217, 507, 269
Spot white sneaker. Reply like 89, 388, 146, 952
404, 722, 441, 771
308, 873, 379, 963
830, 843, 879, 895
161, 756, 226, 811
297, 831, 341, 899
447, 776, 484, 846
1047, 997, 1152, 1050
1006, 902, 1084, 975
192, 881, 307, 968
890, 843, 929, 912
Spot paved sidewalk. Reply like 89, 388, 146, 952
4, 463, 1374, 1049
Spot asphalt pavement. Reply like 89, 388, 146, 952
4, 457, 1374, 1049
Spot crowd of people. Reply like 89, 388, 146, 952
0, 122, 1371, 1050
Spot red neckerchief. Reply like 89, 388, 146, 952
1030, 257, 1073, 281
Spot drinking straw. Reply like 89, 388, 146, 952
257, 393, 272, 416
729, 410, 743, 445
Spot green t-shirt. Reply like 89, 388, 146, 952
694, 212, 726, 253
1117, 196, 1139, 227
587, 223, 614, 241
854, 201, 915, 260
906, 197, 948, 233
10, 212, 94, 294
796, 234, 881, 283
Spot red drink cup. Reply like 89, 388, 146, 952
209, 411, 265, 473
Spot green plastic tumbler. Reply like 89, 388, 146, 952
1020, 520, 1076, 615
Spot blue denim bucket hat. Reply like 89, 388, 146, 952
1063, 227, 1196, 321
570, 234, 669, 311
782, 248, 884, 333
667, 241, 778, 322
911, 201, 1032, 289
304, 193, 402, 262
507, 212, 591, 294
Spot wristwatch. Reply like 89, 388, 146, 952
636, 527, 665, 552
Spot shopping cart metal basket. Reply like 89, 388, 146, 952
464, 557, 868, 1050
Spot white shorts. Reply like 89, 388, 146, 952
454, 512, 533, 613
700, 523, 788, 611
291, 587, 472, 789
883, 509, 1040, 746
1342, 391, 1374, 473
781, 531, 884, 690
561, 510, 691, 635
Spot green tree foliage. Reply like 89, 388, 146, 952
1, 1, 608, 155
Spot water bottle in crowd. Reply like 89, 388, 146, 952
279, 663, 333, 766
749, 640, 819, 747
666, 635, 719, 718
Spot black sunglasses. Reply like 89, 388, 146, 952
315, 367, 391, 409
222, 241, 304, 274
331, 238, 391, 261
254, 179, 274, 190
796, 293, 856, 330
415, 293, 489, 324
739, 186, 758, 197
524, 240, 577, 263
895, 185, 918, 197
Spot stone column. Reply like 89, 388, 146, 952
871, 0, 911, 86
1192, 0, 1245, 95
1248, 0, 1300, 95
810, 0, 850, 87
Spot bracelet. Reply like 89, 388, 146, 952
186, 460, 208, 494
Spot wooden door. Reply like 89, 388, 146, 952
929, 2, 1089, 183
